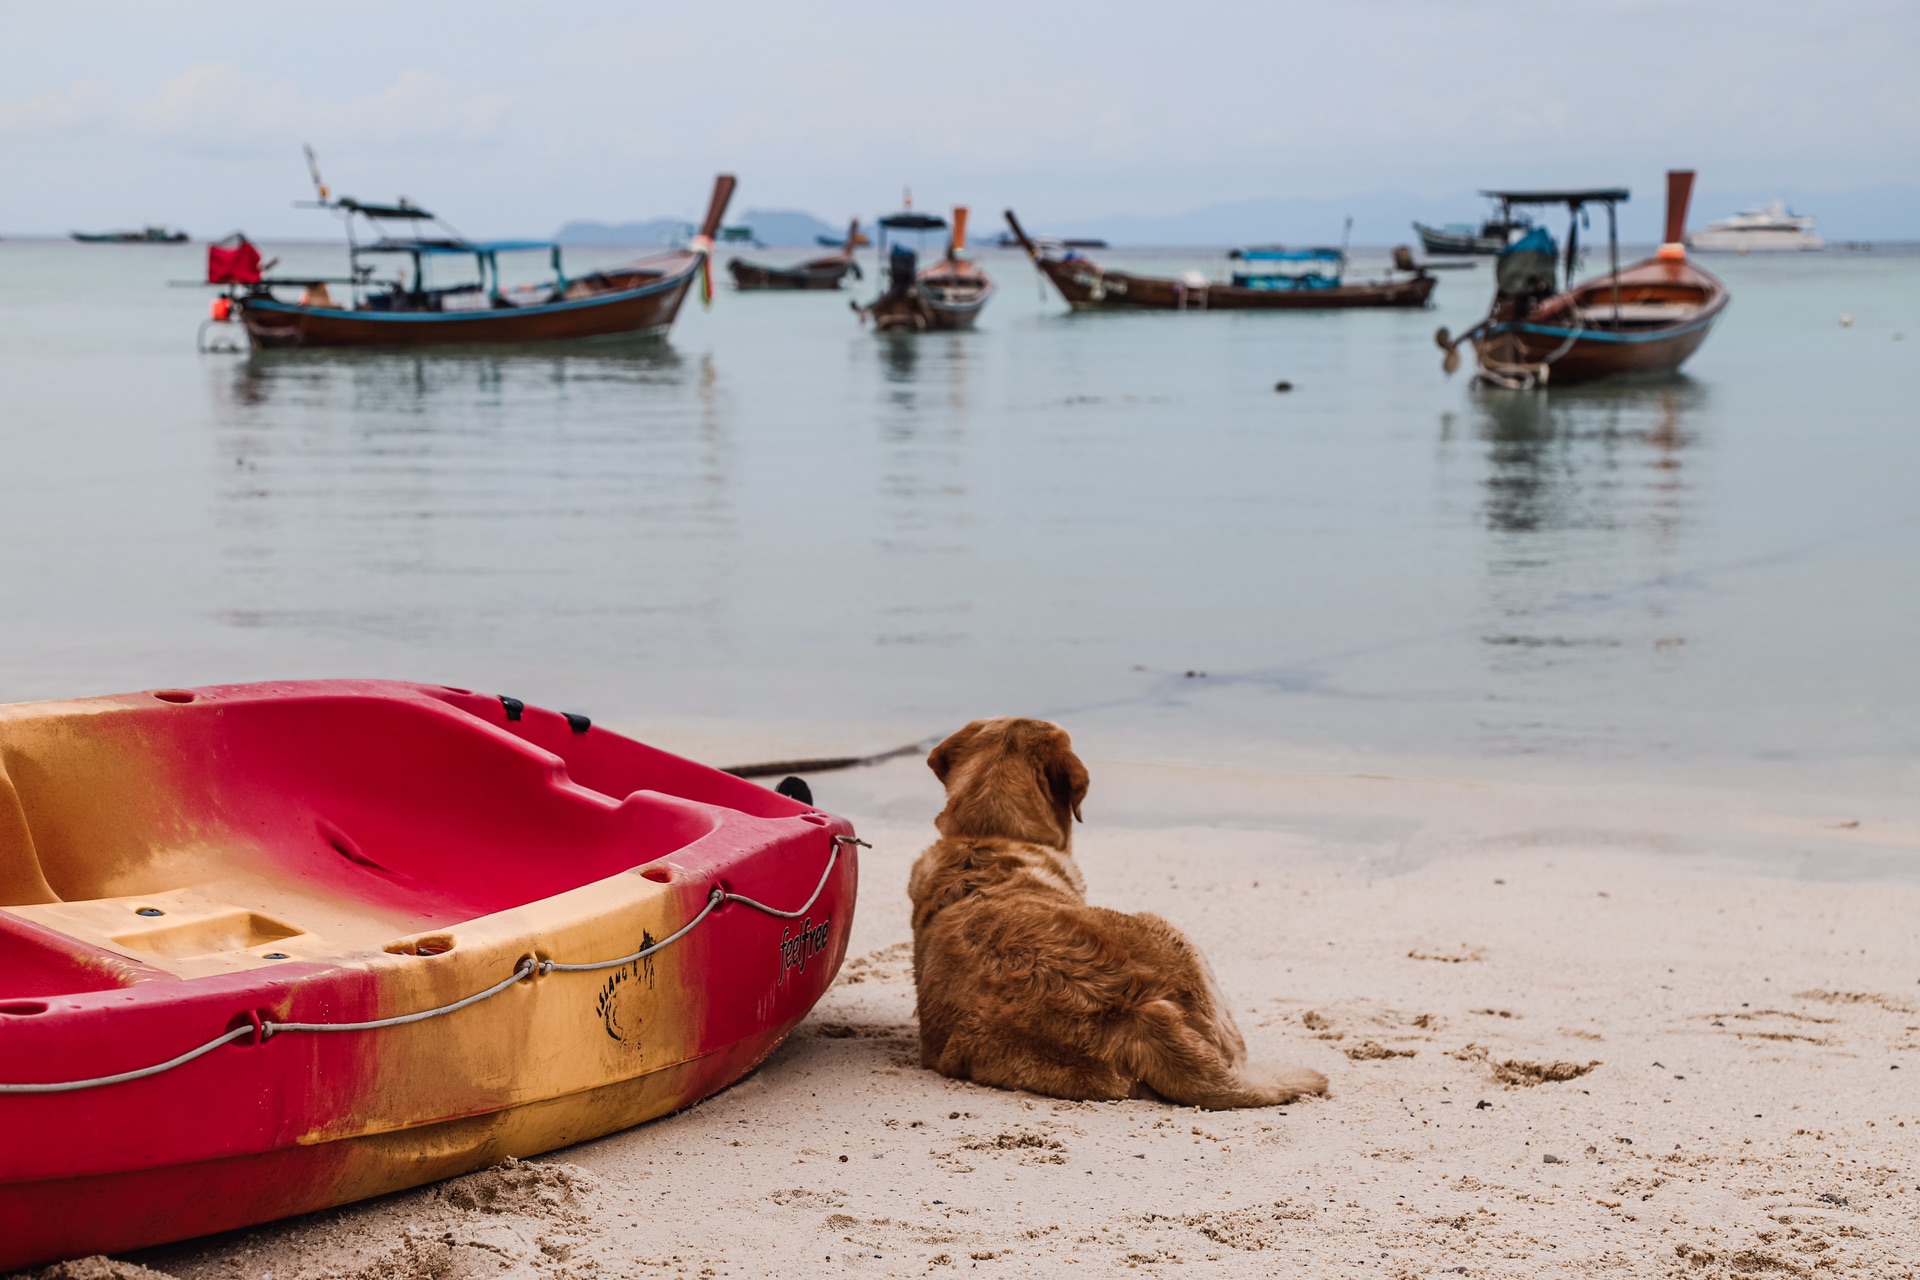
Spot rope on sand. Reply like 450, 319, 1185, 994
722, 739, 933, 779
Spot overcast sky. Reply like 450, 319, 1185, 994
3, 0, 1915, 241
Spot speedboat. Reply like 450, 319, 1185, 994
1687, 200, 1823, 252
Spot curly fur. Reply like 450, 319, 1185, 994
907, 717, 1328, 1109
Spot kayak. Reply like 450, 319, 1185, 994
0, 680, 859, 1270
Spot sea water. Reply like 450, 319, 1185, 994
1, 239, 1915, 794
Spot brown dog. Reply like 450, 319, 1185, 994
907, 718, 1327, 1109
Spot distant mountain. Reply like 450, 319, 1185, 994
555, 208, 843, 247
554, 217, 691, 246
735, 209, 843, 246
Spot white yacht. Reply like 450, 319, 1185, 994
1687, 200, 1824, 251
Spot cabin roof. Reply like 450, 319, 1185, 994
878, 213, 948, 231
1481, 187, 1630, 205
336, 198, 436, 219
357, 238, 558, 256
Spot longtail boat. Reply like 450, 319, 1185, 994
727, 220, 865, 290
0, 680, 859, 1270
856, 206, 993, 332
1004, 211, 1435, 311
73, 226, 189, 244
1412, 207, 1531, 256
1435, 171, 1729, 388
204, 151, 735, 350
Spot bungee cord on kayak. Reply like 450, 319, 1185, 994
0, 835, 865, 1096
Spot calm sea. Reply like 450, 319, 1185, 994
1, 238, 1915, 791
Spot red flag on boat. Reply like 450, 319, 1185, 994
206, 235, 262, 285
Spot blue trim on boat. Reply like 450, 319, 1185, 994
1493, 313, 1718, 345
243, 270, 689, 323
1231, 247, 1343, 263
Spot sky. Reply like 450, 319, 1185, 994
2, 0, 1916, 242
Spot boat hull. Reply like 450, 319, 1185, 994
236, 257, 702, 349
0, 680, 858, 1270
728, 257, 855, 290
861, 275, 994, 332
1037, 257, 1435, 310
1686, 229, 1824, 252
867, 292, 991, 331
1413, 223, 1507, 256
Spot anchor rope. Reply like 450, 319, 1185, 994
0, 835, 866, 1095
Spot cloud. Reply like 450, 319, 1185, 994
0, 80, 113, 134
1, 65, 510, 152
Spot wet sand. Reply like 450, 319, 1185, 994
26, 727, 1920, 1280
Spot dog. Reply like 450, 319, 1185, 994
907, 717, 1327, 1109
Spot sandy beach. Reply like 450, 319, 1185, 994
24, 722, 1915, 1280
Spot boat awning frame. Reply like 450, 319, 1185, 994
878, 213, 947, 231
1480, 188, 1630, 207
355, 239, 559, 256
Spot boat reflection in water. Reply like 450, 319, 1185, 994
204, 345, 733, 649
1449, 377, 1704, 754
869, 332, 974, 649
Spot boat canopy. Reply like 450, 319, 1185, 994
357, 239, 558, 256
1228, 247, 1343, 262
1480, 187, 1629, 207
331, 197, 436, 220
879, 213, 947, 231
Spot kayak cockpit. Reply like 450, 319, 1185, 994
0, 683, 801, 989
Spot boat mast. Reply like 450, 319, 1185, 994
1608, 199, 1620, 326
306, 143, 364, 305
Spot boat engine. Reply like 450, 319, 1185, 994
888, 243, 919, 292
1495, 226, 1558, 303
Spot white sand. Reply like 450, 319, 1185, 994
29, 727, 1920, 1280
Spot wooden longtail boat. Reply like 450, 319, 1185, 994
0, 680, 859, 1270
73, 226, 190, 244
856, 206, 993, 332
1436, 172, 1729, 389
727, 220, 865, 290
1412, 209, 1530, 256
207, 152, 735, 350
1004, 211, 1435, 311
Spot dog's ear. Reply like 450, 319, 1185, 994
927, 721, 986, 786
1040, 732, 1090, 825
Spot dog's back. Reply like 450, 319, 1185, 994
908, 718, 1327, 1109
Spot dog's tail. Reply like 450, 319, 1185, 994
1126, 1000, 1329, 1110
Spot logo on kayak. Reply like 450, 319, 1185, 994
596, 931, 657, 1044
778, 916, 831, 983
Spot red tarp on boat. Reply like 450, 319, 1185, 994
206, 236, 261, 285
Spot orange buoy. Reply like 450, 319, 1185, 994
210, 295, 233, 322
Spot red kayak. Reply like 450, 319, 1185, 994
0, 680, 859, 1269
